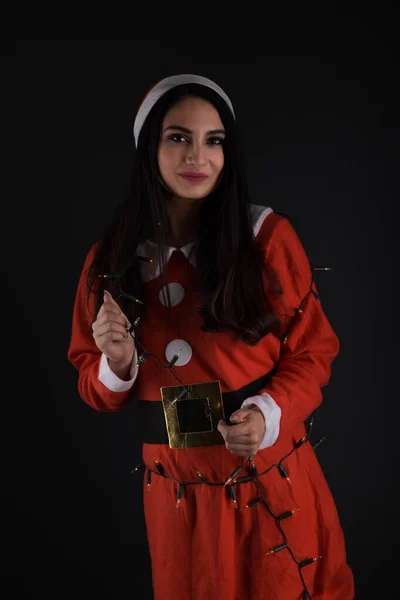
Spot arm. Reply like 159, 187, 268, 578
67, 245, 138, 412
243, 216, 340, 445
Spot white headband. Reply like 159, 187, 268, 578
133, 73, 235, 147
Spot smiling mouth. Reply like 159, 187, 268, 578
179, 173, 209, 183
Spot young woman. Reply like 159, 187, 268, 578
68, 74, 354, 599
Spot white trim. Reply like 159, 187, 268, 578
98, 350, 138, 392
250, 204, 274, 237
241, 392, 281, 449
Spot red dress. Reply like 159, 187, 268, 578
68, 207, 355, 599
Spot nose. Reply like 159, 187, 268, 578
186, 140, 207, 167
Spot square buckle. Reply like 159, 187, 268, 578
160, 380, 225, 449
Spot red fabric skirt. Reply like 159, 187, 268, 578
141, 434, 354, 600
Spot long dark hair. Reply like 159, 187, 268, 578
87, 82, 283, 345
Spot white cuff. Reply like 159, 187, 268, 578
241, 393, 282, 449
98, 349, 138, 392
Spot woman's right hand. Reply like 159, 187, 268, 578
92, 290, 136, 375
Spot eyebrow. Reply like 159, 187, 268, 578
164, 125, 226, 136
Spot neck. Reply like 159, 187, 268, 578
165, 195, 202, 248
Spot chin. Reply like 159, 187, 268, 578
172, 183, 216, 200
181, 190, 211, 200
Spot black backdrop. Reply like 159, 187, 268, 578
8, 29, 398, 598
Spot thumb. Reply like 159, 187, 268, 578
217, 419, 229, 439
103, 290, 116, 303
229, 409, 250, 424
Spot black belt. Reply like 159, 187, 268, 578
137, 369, 276, 445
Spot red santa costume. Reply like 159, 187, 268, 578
67, 75, 354, 600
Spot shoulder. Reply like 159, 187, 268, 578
250, 204, 290, 246
251, 205, 302, 249
251, 204, 312, 280
250, 204, 274, 236
84, 240, 100, 265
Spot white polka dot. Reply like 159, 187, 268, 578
159, 283, 185, 307
165, 339, 192, 366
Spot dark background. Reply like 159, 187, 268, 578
8, 25, 398, 598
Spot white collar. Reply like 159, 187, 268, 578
137, 239, 196, 282
137, 205, 273, 282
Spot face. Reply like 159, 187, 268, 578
158, 96, 225, 200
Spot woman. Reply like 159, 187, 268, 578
68, 74, 354, 599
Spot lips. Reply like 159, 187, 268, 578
179, 172, 209, 183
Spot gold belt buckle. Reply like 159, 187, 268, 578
160, 380, 225, 449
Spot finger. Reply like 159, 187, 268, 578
218, 419, 255, 440
223, 421, 255, 438
225, 433, 260, 449
94, 311, 130, 331
226, 443, 254, 452
225, 432, 255, 444
225, 440, 259, 454
98, 302, 122, 318
102, 292, 131, 327
94, 331, 129, 345
217, 419, 230, 439
229, 409, 252, 424
93, 321, 131, 339
103, 290, 120, 305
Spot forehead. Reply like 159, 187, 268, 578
163, 96, 223, 128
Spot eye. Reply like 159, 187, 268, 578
207, 137, 224, 146
168, 134, 188, 143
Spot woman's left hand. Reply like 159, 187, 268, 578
217, 407, 266, 456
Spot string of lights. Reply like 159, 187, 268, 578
129, 321, 325, 600
101, 259, 332, 599
131, 420, 326, 599
282, 270, 320, 345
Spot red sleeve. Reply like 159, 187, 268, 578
67, 245, 133, 412
260, 215, 340, 439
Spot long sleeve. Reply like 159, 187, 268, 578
258, 216, 340, 440
67, 245, 137, 412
